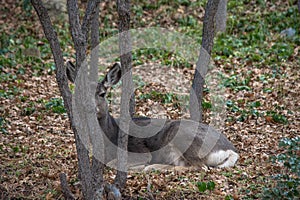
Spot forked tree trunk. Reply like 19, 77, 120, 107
31, 0, 109, 199
189, 0, 221, 122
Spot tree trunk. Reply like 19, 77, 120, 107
90, 2, 105, 194
189, 0, 221, 122
115, 0, 133, 188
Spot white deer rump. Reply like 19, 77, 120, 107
205, 150, 239, 168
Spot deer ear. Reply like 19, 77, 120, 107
106, 62, 121, 86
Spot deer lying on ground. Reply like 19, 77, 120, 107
67, 62, 239, 169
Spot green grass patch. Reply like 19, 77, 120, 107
45, 98, 66, 114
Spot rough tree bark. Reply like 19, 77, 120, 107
115, 0, 133, 188
31, 1, 110, 199
189, 0, 221, 122
89, 2, 105, 194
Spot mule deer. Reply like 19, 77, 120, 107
67, 62, 239, 168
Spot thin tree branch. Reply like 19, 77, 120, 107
67, 0, 86, 72
67, 0, 100, 79
90, 1, 100, 50
202, 0, 220, 55
67, 0, 82, 49
215, 0, 227, 33
31, 0, 65, 92
59, 173, 75, 200
82, 0, 101, 37
189, 0, 221, 122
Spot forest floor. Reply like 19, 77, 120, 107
0, 0, 299, 199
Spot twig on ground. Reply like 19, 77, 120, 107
59, 173, 75, 200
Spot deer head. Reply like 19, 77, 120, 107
95, 63, 121, 119
66, 61, 122, 119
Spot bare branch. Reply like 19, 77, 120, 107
67, 0, 82, 48
31, 0, 65, 89
90, 1, 100, 49
202, 0, 221, 54
82, 0, 101, 37
215, 0, 227, 33
67, 0, 101, 79
67, 0, 86, 71
59, 173, 75, 200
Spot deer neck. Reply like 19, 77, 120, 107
97, 111, 119, 138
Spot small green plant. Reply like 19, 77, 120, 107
226, 99, 265, 122
202, 100, 212, 110
0, 72, 17, 82
21, 101, 36, 116
0, 117, 8, 134
138, 91, 179, 105
11, 145, 20, 153
262, 137, 300, 199
22, 106, 35, 116
197, 181, 216, 193
266, 110, 288, 124
221, 73, 251, 91
22, 0, 33, 15
0, 86, 20, 99
177, 15, 198, 28
133, 75, 146, 89
225, 195, 234, 200
45, 98, 66, 114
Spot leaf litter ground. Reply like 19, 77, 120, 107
0, 0, 299, 199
